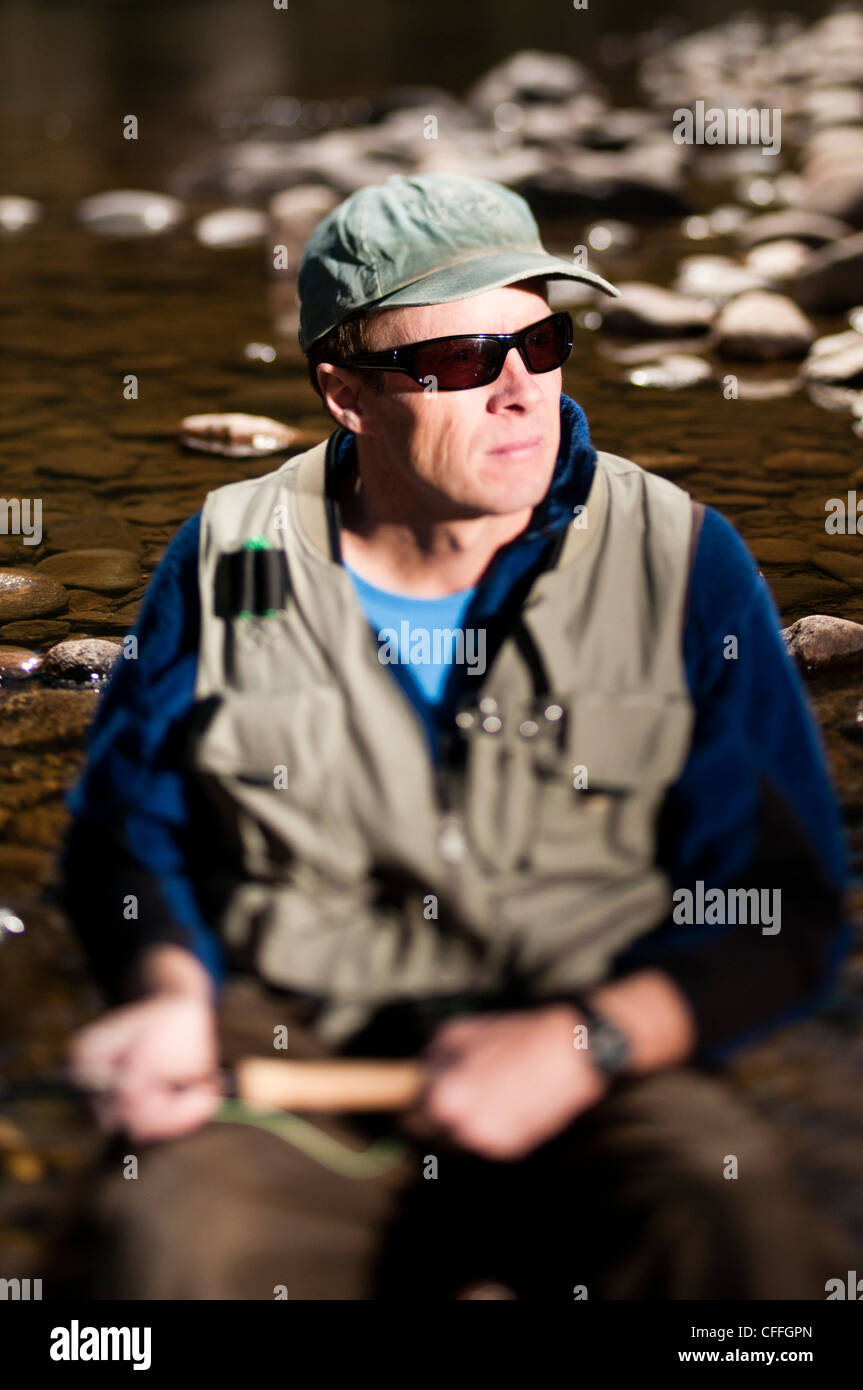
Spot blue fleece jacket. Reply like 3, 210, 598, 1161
60, 393, 855, 1067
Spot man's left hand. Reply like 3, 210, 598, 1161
399, 1004, 611, 1161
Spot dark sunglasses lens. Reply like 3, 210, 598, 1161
414, 337, 502, 390
523, 314, 572, 372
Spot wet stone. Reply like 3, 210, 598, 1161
625, 354, 713, 389
714, 291, 815, 361
782, 614, 863, 671
0, 619, 70, 644
0, 196, 41, 232
76, 189, 184, 237
802, 335, 863, 388
0, 570, 68, 623
0, 689, 98, 748
178, 412, 303, 458
43, 514, 140, 556
41, 638, 123, 685
0, 646, 42, 683
35, 549, 140, 595
194, 207, 268, 248
601, 282, 714, 337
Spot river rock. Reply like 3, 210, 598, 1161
601, 282, 714, 337
801, 333, 863, 387
0, 570, 68, 622
41, 638, 123, 684
792, 133, 863, 227
0, 688, 99, 748
782, 614, 863, 670
0, 196, 41, 231
0, 619, 69, 643
714, 291, 815, 360
625, 354, 713, 389
178, 412, 302, 458
744, 239, 812, 281
735, 209, 853, 250
43, 513, 140, 555
788, 231, 863, 311
77, 190, 184, 236
467, 51, 595, 114
0, 646, 41, 683
35, 548, 139, 594
194, 207, 268, 249
516, 144, 690, 219
673, 255, 766, 306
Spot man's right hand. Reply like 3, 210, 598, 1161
67, 946, 222, 1143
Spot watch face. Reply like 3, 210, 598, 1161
590, 1017, 630, 1073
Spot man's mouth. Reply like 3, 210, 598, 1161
487, 436, 542, 458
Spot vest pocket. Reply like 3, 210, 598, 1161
466, 690, 692, 875
190, 687, 367, 882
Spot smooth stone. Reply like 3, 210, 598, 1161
269, 184, 340, 241
750, 537, 811, 565
744, 239, 812, 280
735, 209, 853, 250
762, 449, 843, 475
0, 619, 70, 643
42, 638, 123, 684
194, 207, 268, 249
812, 552, 863, 585
704, 205, 751, 236
782, 614, 863, 670
714, 291, 815, 360
0, 570, 68, 622
733, 376, 800, 401
792, 137, 863, 227
626, 354, 713, 389
788, 231, 863, 312
0, 689, 98, 748
467, 50, 593, 113
178, 412, 302, 458
516, 146, 690, 219
673, 255, 766, 306
801, 335, 863, 387
601, 282, 714, 337
77, 189, 184, 236
37, 447, 130, 480
0, 196, 41, 232
0, 646, 41, 682
175, 136, 401, 202
803, 86, 863, 130
43, 513, 140, 555
35, 549, 139, 594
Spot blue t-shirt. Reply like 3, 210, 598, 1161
344, 561, 478, 714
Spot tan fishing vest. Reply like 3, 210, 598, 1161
190, 430, 697, 1044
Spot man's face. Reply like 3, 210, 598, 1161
332, 281, 563, 522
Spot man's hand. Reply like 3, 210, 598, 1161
399, 1004, 609, 1161
67, 946, 221, 1143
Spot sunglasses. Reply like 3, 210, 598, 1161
333, 310, 573, 391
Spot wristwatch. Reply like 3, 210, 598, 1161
570, 994, 632, 1080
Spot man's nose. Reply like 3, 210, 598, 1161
488, 342, 547, 406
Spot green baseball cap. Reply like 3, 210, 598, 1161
297, 171, 620, 353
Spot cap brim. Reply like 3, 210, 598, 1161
366, 250, 620, 313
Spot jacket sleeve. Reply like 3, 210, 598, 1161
59, 511, 225, 1002
608, 505, 855, 1067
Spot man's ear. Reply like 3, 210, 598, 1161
315, 362, 374, 435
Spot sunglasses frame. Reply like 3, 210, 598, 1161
331, 310, 574, 391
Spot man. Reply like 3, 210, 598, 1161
60, 173, 855, 1299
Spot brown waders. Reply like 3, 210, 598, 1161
48, 977, 854, 1301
